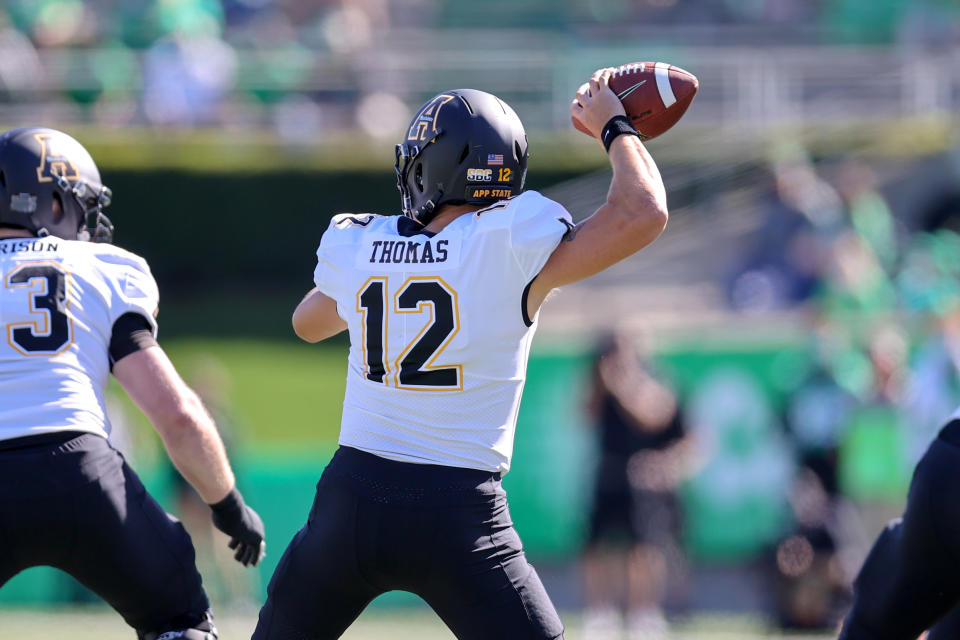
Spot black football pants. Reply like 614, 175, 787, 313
840, 419, 960, 639
0, 432, 211, 636
252, 446, 564, 640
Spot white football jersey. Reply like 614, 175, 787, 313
0, 236, 159, 441
314, 191, 573, 473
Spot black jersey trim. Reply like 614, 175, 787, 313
521, 279, 535, 327
109, 312, 158, 370
397, 216, 437, 238
333, 214, 378, 228
474, 195, 518, 218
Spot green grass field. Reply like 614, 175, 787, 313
1, 607, 836, 639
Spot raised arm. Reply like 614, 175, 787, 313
113, 345, 265, 566
526, 68, 669, 317
292, 287, 347, 343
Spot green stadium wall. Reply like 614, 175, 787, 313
2, 341, 824, 606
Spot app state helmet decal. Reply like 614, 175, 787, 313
34, 132, 81, 184
407, 94, 455, 142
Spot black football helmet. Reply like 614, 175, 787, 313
395, 89, 528, 224
0, 127, 113, 242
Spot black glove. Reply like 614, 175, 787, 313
209, 488, 266, 567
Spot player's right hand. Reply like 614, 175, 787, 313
209, 487, 267, 567
570, 67, 627, 141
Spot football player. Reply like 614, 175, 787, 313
253, 68, 668, 639
840, 407, 960, 639
0, 127, 266, 639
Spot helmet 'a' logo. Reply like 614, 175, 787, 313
34, 133, 80, 183
407, 94, 455, 142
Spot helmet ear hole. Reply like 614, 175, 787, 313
457, 144, 470, 165
414, 163, 424, 192
0, 171, 5, 188
514, 140, 524, 165
51, 192, 64, 224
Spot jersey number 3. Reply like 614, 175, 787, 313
358, 277, 461, 390
4, 262, 72, 355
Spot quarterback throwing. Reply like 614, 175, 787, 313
253, 68, 669, 639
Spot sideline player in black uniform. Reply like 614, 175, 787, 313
582, 332, 688, 636
839, 410, 960, 639
0, 127, 265, 639
252, 68, 670, 640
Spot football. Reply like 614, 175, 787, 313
573, 62, 699, 140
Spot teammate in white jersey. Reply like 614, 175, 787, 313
253, 69, 669, 639
0, 127, 265, 639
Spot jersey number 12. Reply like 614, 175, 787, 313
358, 277, 461, 390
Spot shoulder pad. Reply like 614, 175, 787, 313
84, 242, 152, 275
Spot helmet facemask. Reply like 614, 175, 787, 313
55, 173, 114, 242
395, 128, 444, 224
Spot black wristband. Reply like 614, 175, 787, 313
209, 487, 244, 513
601, 115, 640, 152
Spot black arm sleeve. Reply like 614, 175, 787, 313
109, 312, 158, 370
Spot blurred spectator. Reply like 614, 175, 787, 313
833, 160, 900, 274
811, 156, 901, 325
818, 234, 897, 316
355, 91, 410, 140
897, 230, 960, 459
834, 325, 910, 493
728, 146, 842, 312
771, 468, 850, 631
895, 231, 960, 313
901, 315, 960, 464
142, 32, 237, 126
222, 0, 281, 28
786, 361, 854, 497
0, 9, 42, 98
317, 0, 388, 55
828, 325, 913, 588
581, 332, 690, 640
154, 0, 226, 40
773, 360, 856, 630
5, 0, 99, 47
0, 0, 952, 136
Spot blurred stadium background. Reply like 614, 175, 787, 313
3, 0, 960, 638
